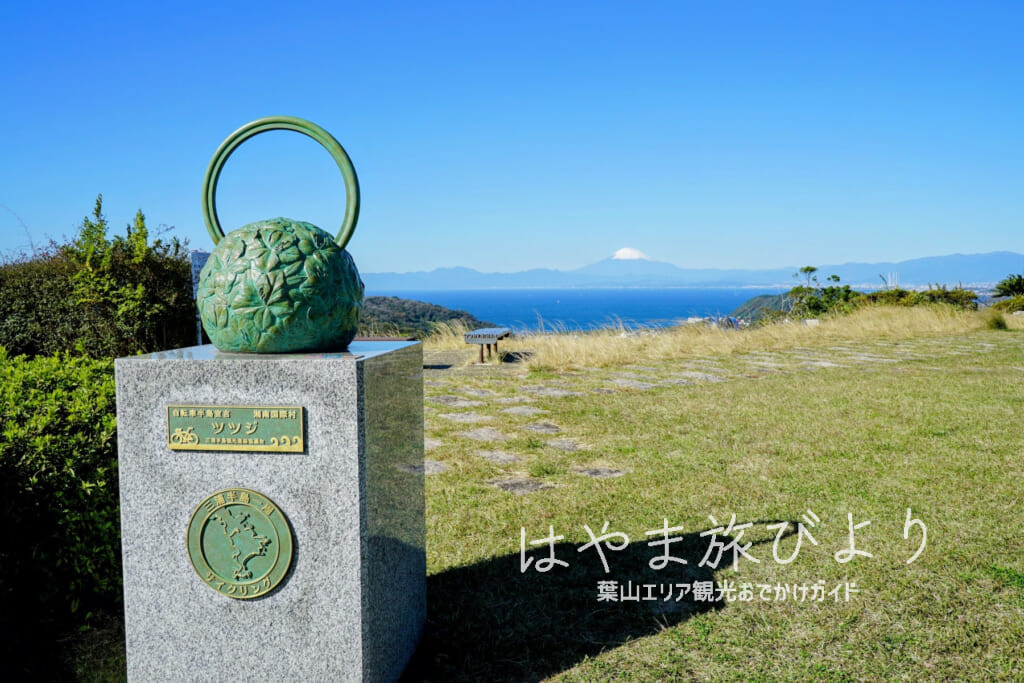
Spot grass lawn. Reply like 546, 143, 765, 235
70, 311, 1024, 681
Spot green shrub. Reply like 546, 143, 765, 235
773, 271, 978, 324
990, 295, 1024, 313
859, 285, 977, 311
0, 248, 85, 356
0, 350, 120, 641
784, 272, 864, 319
0, 195, 195, 358
984, 309, 1009, 330
859, 287, 918, 307
994, 273, 1024, 298
916, 284, 977, 310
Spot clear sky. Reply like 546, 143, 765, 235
1, 1, 1021, 274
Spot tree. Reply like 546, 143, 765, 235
785, 268, 861, 318
76, 194, 108, 267
994, 274, 1024, 298
796, 265, 818, 288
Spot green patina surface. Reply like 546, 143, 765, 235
186, 488, 294, 599
167, 404, 305, 452
198, 116, 364, 353
197, 218, 363, 353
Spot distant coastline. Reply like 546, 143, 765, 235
369, 288, 784, 333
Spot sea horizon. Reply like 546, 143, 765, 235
369, 287, 790, 332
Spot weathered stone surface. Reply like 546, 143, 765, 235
546, 438, 582, 452
687, 360, 726, 369
460, 388, 496, 397
674, 371, 727, 382
801, 360, 846, 369
476, 450, 521, 464
115, 342, 424, 681
489, 477, 552, 494
612, 371, 655, 380
459, 427, 511, 442
428, 395, 485, 408
526, 387, 582, 398
573, 467, 626, 479
523, 421, 562, 434
500, 406, 549, 416
494, 396, 535, 404
438, 412, 491, 423
608, 378, 656, 389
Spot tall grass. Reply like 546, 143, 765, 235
421, 318, 477, 350
419, 304, 1022, 370
503, 305, 1005, 371
356, 318, 407, 338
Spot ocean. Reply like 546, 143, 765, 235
369, 288, 787, 332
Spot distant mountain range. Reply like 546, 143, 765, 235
363, 251, 1024, 290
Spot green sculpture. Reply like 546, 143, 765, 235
196, 116, 364, 353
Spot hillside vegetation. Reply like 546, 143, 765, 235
360, 296, 492, 338
730, 266, 980, 322
730, 292, 787, 320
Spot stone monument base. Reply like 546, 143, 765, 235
115, 342, 425, 681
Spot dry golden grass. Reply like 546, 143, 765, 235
421, 318, 478, 350
356, 318, 407, 338
497, 305, 998, 371
420, 304, 1024, 370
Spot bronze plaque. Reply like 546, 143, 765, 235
167, 405, 304, 452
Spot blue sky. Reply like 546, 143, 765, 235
1, 1, 1021, 273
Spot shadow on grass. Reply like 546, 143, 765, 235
403, 521, 794, 682
500, 350, 533, 363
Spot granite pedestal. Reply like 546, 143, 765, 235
115, 341, 425, 682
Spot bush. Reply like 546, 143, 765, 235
984, 309, 1009, 330
0, 349, 120, 668
858, 287, 916, 307
859, 285, 977, 311
0, 195, 196, 358
990, 295, 1024, 313
994, 273, 1024, 298
916, 284, 977, 310
773, 271, 978, 324
784, 272, 863, 319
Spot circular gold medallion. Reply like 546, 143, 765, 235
186, 488, 293, 599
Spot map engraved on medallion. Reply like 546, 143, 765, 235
186, 487, 293, 599
211, 507, 270, 580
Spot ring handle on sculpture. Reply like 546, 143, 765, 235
201, 115, 361, 250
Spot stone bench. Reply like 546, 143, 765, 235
464, 327, 511, 363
